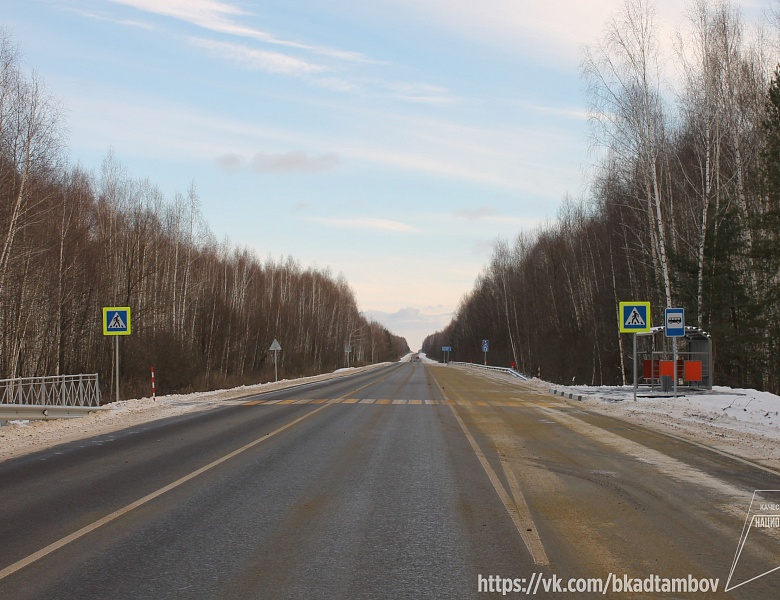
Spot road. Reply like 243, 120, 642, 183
0, 362, 778, 598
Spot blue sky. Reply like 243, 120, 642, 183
4, 0, 772, 350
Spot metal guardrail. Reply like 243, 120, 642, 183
0, 404, 106, 421
449, 362, 530, 380
0, 374, 101, 407
0, 374, 103, 421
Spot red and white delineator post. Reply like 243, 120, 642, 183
151, 367, 156, 401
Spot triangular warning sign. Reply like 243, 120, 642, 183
625, 308, 645, 327
108, 313, 126, 330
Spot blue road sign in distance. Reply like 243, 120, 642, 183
665, 308, 685, 337
482, 339, 489, 353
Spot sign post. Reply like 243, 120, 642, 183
665, 308, 685, 397
269, 339, 282, 382
441, 346, 452, 363
618, 302, 651, 402
103, 307, 132, 403
482, 339, 489, 366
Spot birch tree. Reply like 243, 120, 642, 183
583, 0, 673, 307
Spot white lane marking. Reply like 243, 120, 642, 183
0, 403, 331, 582
431, 374, 550, 566
0, 368, 404, 581
496, 446, 550, 566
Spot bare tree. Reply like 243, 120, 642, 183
583, 0, 673, 307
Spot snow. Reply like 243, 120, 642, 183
0, 364, 388, 463
416, 353, 439, 365
445, 363, 780, 472
537, 378, 780, 471
3, 360, 779, 474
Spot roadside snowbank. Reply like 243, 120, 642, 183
0, 364, 388, 463
564, 383, 780, 471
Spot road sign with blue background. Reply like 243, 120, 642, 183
103, 307, 132, 335
619, 302, 651, 333
665, 308, 685, 337
482, 340, 489, 352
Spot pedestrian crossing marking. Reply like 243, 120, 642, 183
239, 397, 484, 407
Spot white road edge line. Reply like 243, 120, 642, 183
430, 372, 550, 566
0, 366, 403, 582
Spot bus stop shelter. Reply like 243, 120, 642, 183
637, 326, 713, 391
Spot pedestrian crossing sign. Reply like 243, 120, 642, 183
103, 307, 132, 335
619, 302, 651, 333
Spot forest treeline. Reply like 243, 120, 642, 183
423, 0, 780, 394
0, 32, 408, 399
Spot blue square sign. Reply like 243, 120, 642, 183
103, 306, 131, 335
619, 302, 651, 333
665, 308, 685, 338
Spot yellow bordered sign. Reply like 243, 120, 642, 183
618, 302, 650, 333
103, 306, 132, 335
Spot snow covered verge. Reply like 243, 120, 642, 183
567, 383, 780, 471
449, 363, 780, 472
0, 363, 389, 463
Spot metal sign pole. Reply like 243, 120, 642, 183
673, 341, 678, 398
269, 339, 282, 383
115, 336, 120, 404
633, 333, 637, 402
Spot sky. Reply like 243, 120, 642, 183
4, 0, 774, 350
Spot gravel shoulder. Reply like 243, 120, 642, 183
446, 363, 780, 472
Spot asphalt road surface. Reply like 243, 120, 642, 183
0, 362, 778, 599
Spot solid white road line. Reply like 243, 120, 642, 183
0, 403, 332, 582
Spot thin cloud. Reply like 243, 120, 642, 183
384, 82, 454, 105
190, 38, 323, 75
308, 217, 420, 234
523, 102, 589, 121
451, 207, 542, 228
109, 0, 372, 63
66, 7, 157, 31
453, 206, 498, 220
251, 152, 340, 174
215, 153, 242, 171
